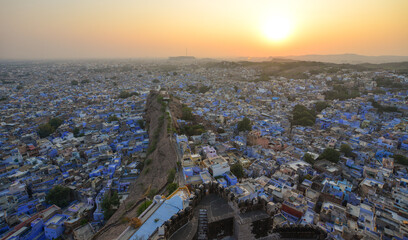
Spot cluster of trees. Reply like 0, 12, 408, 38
340, 144, 353, 157
137, 200, 152, 216
199, 86, 211, 93
303, 153, 315, 164
118, 91, 139, 99
318, 148, 340, 163
324, 85, 359, 100
45, 185, 72, 208
167, 183, 179, 196
393, 154, 408, 166
314, 101, 330, 112
291, 104, 316, 127
230, 162, 245, 179
180, 124, 205, 136
181, 105, 193, 121
71, 79, 90, 85
38, 117, 64, 138
375, 77, 406, 89
137, 119, 145, 129
72, 127, 84, 138
237, 117, 252, 132
186, 85, 211, 94
167, 168, 176, 183
102, 192, 120, 220
370, 99, 399, 113
108, 115, 120, 122
304, 145, 351, 165
252, 74, 270, 82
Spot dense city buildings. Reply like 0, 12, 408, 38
0, 59, 407, 240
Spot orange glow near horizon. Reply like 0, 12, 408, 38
0, 0, 407, 59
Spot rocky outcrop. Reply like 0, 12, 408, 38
93, 91, 178, 240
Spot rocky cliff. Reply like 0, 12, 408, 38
94, 91, 178, 240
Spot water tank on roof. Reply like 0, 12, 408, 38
154, 195, 162, 203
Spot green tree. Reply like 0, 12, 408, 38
340, 144, 352, 157
49, 117, 63, 129
71, 80, 79, 86
181, 105, 193, 121
137, 200, 152, 216
324, 85, 359, 100
319, 148, 340, 163
152, 79, 160, 83
393, 154, 408, 166
38, 123, 55, 138
167, 183, 179, 195
199, 86, 211, 93
180, 124, 205, 136
80, 219, 88, 226
147, 188, 158, 199
167, 168, 176, 183
73, 127, 80, 137
102, 192, 120, 220
45, 185, 72, 208
137, 119, 145, 129
303, 153, 314, 164
108, 115, 119, 122
315, 101, 330, 112
230, 163, 245, 179
118, 91, 131, 99
237, 117, 252, 132
291, 104, 316, 127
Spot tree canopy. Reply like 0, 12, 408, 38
319, 148, 340, 163
393, 154, 408, 166
167, 183, 179, 195
180, 124, 205, 136
181, 105, 193, 121
108, 115, 120, 122
137, 200, 152, 216
38, 117, 64, 138
102, 192, 120, 220
38, 123, 55, 138
45, 185, 72, 208
118, 91, 139, 99
314, 101, 330, 112
49, 117, 63, 129
237, 117, 252, 132
324, 84, 359, 100
303, 153, 314, 164
340, 144, 353, 157
291, 104, 316, 127
230, 163, 245, 179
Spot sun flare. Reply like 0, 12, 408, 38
262, 16, 292, 42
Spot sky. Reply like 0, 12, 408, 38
0, 0, 407, 59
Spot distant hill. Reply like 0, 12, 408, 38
275, 54, 408, 64
168, 56, 195, 61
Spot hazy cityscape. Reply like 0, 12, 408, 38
1, 1, 408, 240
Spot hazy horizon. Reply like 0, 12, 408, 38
1, 0, 408, 60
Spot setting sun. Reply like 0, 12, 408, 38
262, 16, 292, 42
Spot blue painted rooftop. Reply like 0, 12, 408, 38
130, 195, 183, 240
